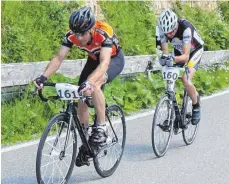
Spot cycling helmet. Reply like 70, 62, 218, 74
69, 6, 95, 33
158, 9, 178, 34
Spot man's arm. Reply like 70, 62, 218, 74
174, 27, 192, 64
43, 46, 70, 78
161, 43, 169, 55
174, 43, 191, 64
87, 47, 112, 84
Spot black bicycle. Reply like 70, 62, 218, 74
35, 82, 126, 184
148, 65, 200, 157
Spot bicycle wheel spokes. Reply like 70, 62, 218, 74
36, 114, 77, 184
152, 96, 173, 157
94, 104, 126, 178
182, 96, 199, 145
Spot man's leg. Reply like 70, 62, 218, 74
89, 50, 125, 144
91, 82, 106, 124
182, 67, 198, 104
77, 101, 89, 127
182, 67, 200, 125
77, 57, 98, 128
78, 77, 106, 127
182, 47, 203, 125
88, 50, 125, 144
87, 76, 107, 145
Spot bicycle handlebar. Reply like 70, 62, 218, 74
34, 82, 57, 102
34, 82, 89, 102
147, 65, 190, 82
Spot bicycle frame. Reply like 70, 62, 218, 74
163, 67, 190, 129
167, 89, 189, 128
63, 99, 119, 158
36, 82, 119, 158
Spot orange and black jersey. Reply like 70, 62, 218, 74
62, 21, 120, 60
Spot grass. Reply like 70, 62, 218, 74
1, 61, 229, 145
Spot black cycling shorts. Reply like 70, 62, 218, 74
78, 49, 125, 86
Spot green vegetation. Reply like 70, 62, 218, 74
1, 1, 229, 145
1, 1, 155, 63
218, 1, 229, 24
2, 1, 228, 63
1, 1, 88, 64
99, 1, 156, 56
172, 1, 229, 50
2, 62, 229, 145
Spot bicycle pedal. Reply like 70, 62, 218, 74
75, 158, 90, 167
186, 113, 192, 119
75, 153, 90, 167
75, 145, 91, 167
158, 124, 170, 132
180, 124, 188, 130
173, 127, 181, 135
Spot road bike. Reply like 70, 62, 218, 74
35, 82, 126, 184
147, 64, 200, 157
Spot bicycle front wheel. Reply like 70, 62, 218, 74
36, 113, 77, 184
152, 95, 174, 157
182, 95, 199, 145
93, 104, 126, 177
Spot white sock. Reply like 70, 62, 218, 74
97, 123, 107, 131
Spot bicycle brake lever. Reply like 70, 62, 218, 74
79, 91, 86, 103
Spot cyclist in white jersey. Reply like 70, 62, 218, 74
157, 9, 204, 126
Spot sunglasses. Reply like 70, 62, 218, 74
166, 25, 178, 36
75, 31, 88, 37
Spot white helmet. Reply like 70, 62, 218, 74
158, 9, 178, 34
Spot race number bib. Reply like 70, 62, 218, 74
55, 83, 80, 100
162, 67, 180, 81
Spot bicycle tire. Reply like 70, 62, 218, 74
182, 94, 199, 145
36, 113, 77, 184
93, 104, 126, 177
152, 95, 174, 157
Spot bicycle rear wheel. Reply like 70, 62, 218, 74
93, 104, 126, 177
182, 94, 199, 145
152, 95, 174, 157
36, 113, 77, 184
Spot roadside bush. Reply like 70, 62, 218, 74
1, 1, 86, 63
99, 1, 156, 56
218, 1, 229, 24
2, 1, 229, 63
172, 1, 229, 50
2, 62, 229, 145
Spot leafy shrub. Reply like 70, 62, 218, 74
1, 1, 156, 63
99, 1, 156, 56
218, 1, 229, 24
2, 1, 229, 63
2, 62, 229, 145
172, 1, 229, 50
1, 1, 86, 63
1, 90, 52, 144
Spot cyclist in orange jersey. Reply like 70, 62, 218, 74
34, 7, 125, 150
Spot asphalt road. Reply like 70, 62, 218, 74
2, 91, 229, 184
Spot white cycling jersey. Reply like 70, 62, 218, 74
159, 19, 204, 54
